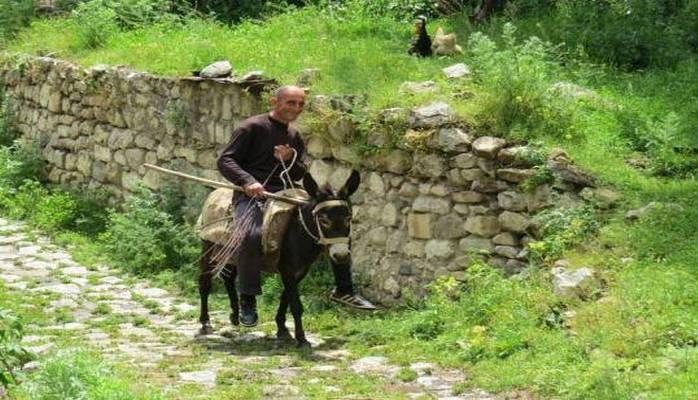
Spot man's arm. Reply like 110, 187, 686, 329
218, 125, 262, 196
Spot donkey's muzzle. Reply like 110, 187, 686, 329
328, 243, 351, 264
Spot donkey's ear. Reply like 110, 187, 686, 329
303, 172, 319, 198
338, 170, 361, 198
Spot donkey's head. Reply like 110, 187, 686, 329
302, 170, 360, 264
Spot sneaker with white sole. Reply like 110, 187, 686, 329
330, 290, 377, 310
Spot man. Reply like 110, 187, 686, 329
217, 85, 375, 327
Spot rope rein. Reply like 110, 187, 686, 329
279, 149, 322, 242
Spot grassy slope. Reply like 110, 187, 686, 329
3, 6, 698, 399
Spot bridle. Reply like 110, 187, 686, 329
298, 199, 351, 246
278, 147, 352, 246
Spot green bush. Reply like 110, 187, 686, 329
0, 83, 19, 147
0, 177, 109, 235
104, 0, 181, 29
641, 112, 698, 177
158, 179, 211, 225
0, 0, 35, 44
0, 309, 32, 389
1, 180, 47, 221
73, 0, 119, 49
182, 0, 304, 24
12, 348, 161, 400
528, 205, 600, 263
99, 185, 198, 275
326, 0, 439, 21
468, 24, 578, 140
554, 0, 694, 69
0, 140, 45, 189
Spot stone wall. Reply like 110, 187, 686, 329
0, 55, 595, 304
0, 55, 265, 196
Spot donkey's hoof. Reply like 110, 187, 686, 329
276, 330, 293, 342
296, 340, 312, 350
198, 324, 214, 336
229, 312, 239, 326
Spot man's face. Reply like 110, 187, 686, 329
271, 88, 306, 124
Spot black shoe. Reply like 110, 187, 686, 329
240, 295, 258, 327
239, 306, 258, 327
330, 290, 377, 310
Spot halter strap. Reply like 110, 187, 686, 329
312, 200, 349, 215
298, 199, 352, 245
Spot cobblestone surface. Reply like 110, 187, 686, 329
0, 217, 496, 399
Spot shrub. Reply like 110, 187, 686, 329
641, 112, 698, 177
13, 348, 161, 400
0, 140, 45, 189
0, 309, 31, 389
468, 24, 577, 140
528, 205, 600, 262
99, 184, 198, 275
554, 0, 692, 69
158, 179, 211, 225
1, 180, 47, 221
0, 83, 19, 147
182, 0, 304, 24
0, 0, 35, 44
73, 0, 119, 49
326, 0, 439, 22
103, 0, 179, 29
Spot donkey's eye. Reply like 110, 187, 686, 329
318, 215, 332, 228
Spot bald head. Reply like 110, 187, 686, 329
273, 85, 306, 101
270, 85, 306, 124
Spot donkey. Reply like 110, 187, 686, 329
198, 170, 360, 348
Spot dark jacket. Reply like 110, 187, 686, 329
218, 113, 306, 193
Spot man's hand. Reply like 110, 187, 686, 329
274, 144, 294, 162
243, 182, 265, 198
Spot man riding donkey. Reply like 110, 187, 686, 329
217, 85, 376, 327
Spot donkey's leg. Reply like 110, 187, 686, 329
223, 265, 239, 326
282, 276, 309, 348
275, 286, 292, 341
198, 240, 214, 335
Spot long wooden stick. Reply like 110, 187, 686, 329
143, 163, 309, 206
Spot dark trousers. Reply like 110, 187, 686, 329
232, 194, 264, 296
233, 193, 355, 297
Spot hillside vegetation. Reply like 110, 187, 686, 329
1, 0, 697, 399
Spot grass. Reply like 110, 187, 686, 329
5, 8, 456, 110
8, 348, 162, 400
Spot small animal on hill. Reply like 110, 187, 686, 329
408, 16, 433, 57
431, 27, 463, 56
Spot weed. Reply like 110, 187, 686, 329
0, 309, 32, 388
396, 367, 418, 382
10, 348, 163, 399
142, 299, 162, 314
94, 303, 112, 315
